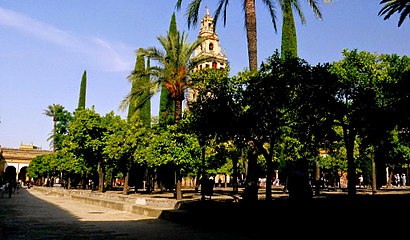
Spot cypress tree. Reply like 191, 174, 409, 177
158, 12, 177, 128
139, 57, 151, 127
281, 0, 298, 60
77, 70, 87, 110
128, 48, 151, 128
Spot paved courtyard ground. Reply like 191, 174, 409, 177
0, 186, 409, 239
0, 188, 258, 240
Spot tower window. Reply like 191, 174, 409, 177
209, 43, 214, 51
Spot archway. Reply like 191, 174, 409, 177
5, 166, 17, 183
18, 166, 28, 183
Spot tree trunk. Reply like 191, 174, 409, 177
265, 152, 273, 201
371, 153, 377, 194
314, 160, 321, 196
98, 162, 104, 192
68, 177, 71, 189
145, 168, 152, 193
123, 169, 130, 195
244, 0, 258, 70
232, 157, 238, 193
175, 167, 183, 200
196, 146, 206, 192
243, 145, 259, 204
344, 126, 356, 196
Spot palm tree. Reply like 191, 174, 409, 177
379, 0, 410, 27
146, 30, 206, 200
159, 13, 178, 128
125, 16, 212, 200
176, 0, 278, 71
44, 104, 64, 151
139, 32, 209, 125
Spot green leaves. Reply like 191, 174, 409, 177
136, 125, 201, 172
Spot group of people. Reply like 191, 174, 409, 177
393, 173, 407, 188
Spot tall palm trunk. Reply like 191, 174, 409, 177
53, 113, 57, 151
244, 0, 258, 70
174, 99, 183, 124
174, 98, 183, 200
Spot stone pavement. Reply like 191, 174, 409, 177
2, 186, 410, 239
0, 187, 260, 240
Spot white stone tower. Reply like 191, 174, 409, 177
192, 7, 227, 72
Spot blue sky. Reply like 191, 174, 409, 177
0, 1, 409, 150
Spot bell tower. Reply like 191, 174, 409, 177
192, 7, 227, 72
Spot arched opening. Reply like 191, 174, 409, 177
4, 166, 16, 184
209, 43, 214, 51
18, 166, 28, 183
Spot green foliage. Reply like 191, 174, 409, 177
158, 87, 175, 127
135, 124, 201, 176
187, 67, 234, 144
44, 104, 72, 151
127, 48, 151, 128
28, 154, 52, 179
103, 117, 147, 175
78, 70, 87, 110
280, 0, 326, 60
281, 0, 297, 59
60, 108, 105, 176
159, 12, 178, 128
138, 18, 209, 125
127, 49, 144, 121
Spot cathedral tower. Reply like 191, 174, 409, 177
192, 7, 227, 72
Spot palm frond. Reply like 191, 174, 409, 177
187, 0, 202, 29
261, 0, 279, 32
379, 0, 410, 27
215, 0, 229, 27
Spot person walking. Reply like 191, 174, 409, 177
401, 173, 407, 188
0, 183, 5, 198
8, 182, 13, 198
16, 181, 21, 194
358, 175, 364, 188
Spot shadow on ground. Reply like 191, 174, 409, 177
160, 190, 410, 235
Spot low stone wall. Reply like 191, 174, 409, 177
30, 186, 178, 218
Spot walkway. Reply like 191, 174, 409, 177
0, 187, 257, 239
1, 186, 409, 239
